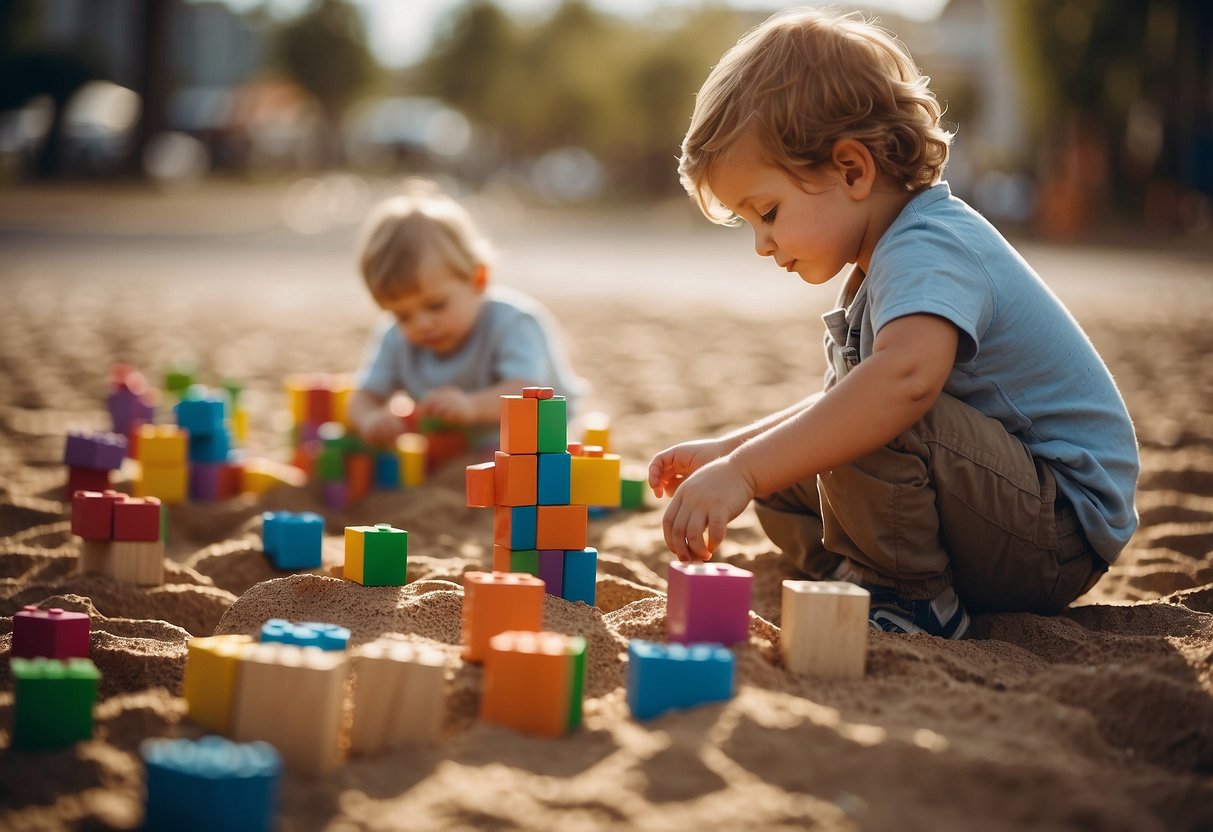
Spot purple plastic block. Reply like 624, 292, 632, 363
64, 430, 128, 471
323, 481, 347, 510
189, 462, 221, 502
108, 389, 155, 437
12, 606, 90, 659
666, 561, 754, 646
537, 549, 564, 596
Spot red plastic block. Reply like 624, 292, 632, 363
67, 467, 110, 497
493, 451, 537, 507
466, 462, 496, 508
113, 497, 162, 542
12, 605, 90, 659
522, 387, 555, 400
70, 490, 125, 540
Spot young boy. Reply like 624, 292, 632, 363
648, 9, 1139, 638
348, 180, 582, 447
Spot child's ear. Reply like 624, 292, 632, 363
471, 264, 489, 294
832, 138, 876, 199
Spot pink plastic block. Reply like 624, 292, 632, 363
666, 561, 754, 646
70, 490, 125, 540
12, 606, 90, 659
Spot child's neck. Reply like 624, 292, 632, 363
855, 185, 917, 273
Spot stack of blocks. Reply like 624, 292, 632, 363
11, 657, 101, 748
343, 523, 409, 586
107, 363, 156, 443
73, 489, 165, 585
460, 571, 545, 663
311, 420, 415, 510
12, 605, 90, 659
141, 736, 281, 832
465, 387, 613, 605
63, 430, 127, 497
134, 424, 189, 504
174, 386, 236, 501
261, 511, 324, 570
481, 631, 586, 738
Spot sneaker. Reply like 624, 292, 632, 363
864, 584, 970, 639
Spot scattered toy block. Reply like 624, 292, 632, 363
346, 452, 373, 502
397, 433, 427, 486
561, 547, 598, 605
12, 605, 90, 659
481, 630, 586, 737
142, 735, 281, 832
112, 496, 162, 541
136, 461, 188, 504
466, 461, 496, 507
493, 504, 537, 550
620, 474, 647, 510
230, 643, 350, 776
350, 640, 446, 753
499, 395, 538, 454
569, 452, 622, 506
627, 641, 734, 721
461, 571, 545, 663
581, 411, 611, 452
780, 580, 871, 679
260, 619, 350, 651
11, 657, 101, 748
242, 457, 306, 495
535, 504, 588, 550
493, 450, 537, 506
373, 450, 400, 489
183, 635, 254, 734
667, 561, 753, 646
261, 511, 324, 570
536, 452, 572, 505
536, 396, 568, 454
70, 489, 125, 540
344, 523, 409, 586
63, 430, 127, 471
138, 424, 189, 465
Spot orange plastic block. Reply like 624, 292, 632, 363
499, 396, 538, 455
491, 544, 512, 572
346, 453, 372, 502
522, 387, 555, 400
570, 453, 622, 507
466, 462, 496, 507
481, 631, 585, 737
535, 504, 588, 550
493, 451, 537, 507
461, 571, 544, 663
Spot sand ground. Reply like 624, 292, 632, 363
1, 180, 1211, 831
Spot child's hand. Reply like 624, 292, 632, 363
418, 386, 475, 425
358, 409, 405, 446
662, 456, 756, 562
648, 438, 729, 498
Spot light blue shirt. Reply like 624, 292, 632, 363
853, 182, 1139, 563
355, 286, 586, 412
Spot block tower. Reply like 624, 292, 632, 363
63, 430, 127, 497
73, 489, 165, 585
465, 387, 617, 605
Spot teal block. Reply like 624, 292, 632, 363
537, 397, 567, 453
537, 452, 571, 505
562, 547, 597, 605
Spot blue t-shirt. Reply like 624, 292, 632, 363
355, 286, 585, 411
851, 182, 1139, 563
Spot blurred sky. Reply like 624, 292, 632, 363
211, 0, 949, 68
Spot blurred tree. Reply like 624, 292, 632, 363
274, 0, 381, 166
126, 0, 175, 177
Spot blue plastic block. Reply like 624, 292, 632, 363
188, 429, 230, 463
174, 397, 226, 438
587, 506, 614, 520
373, 450, 400, 489
626, 641, 735, 721
261, 511, 323, 569
500, 505, 537, 550
142, 735, 281, 832
562, 547, 597, 605
536, 452, 572, 505
260, 619, 349, 651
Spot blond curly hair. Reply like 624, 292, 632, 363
680, 7, 953, 223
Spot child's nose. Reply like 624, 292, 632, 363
753, 226, 776, 257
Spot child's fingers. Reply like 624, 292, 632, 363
704, 515, 727, 560
684, 508, 711, 561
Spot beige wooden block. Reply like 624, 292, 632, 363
78, 539, 112, 576
231, 643, 350, 776
781, 580, 870, 679
108, 540, 164, 586
350, 640, 445, 755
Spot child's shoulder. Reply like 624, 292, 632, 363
875, 183, 1008, 267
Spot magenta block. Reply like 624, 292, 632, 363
666, 561, 754, 645
64, 430, 128, 471
537, 549, 565, 596
12, 606, 90, 659
189, 462, 221, 502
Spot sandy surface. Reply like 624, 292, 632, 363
1, 181, 1212, 831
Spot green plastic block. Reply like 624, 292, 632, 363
362, 523, 408, 586
12, 657, 101, 749
509, 549, 539, 577
566, 636, 586, 730
315, 447, 346, 482
620, 477, 647, 510
536, 397, 568, 454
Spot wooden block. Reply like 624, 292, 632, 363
627, 641, 734, 721
230, 643, 350, 776
350, 640, 446, 754
461, 571, 545, 663
667, 561, 753, 645
535, 504, 588, 550
481, 631, 585, 737
108, 540, 165, 586
537, 550, 564, 596
183, 635, 253, 734
465, 461, 496, 507
499, 395, 538, 454
345, 452, 373, 502
78, 539, 112, 576
780, 580, 870, 679
522, 387, 554, 399
569, 453, 621, 507
493, 451, 537, 506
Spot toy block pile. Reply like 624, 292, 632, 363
465, 387, 612, 605
73, 489, 165, 585
576, 412, 647, 512
63, 429, 127, 497
173, 386, 238, 501
141, 736, 281, 832
261, 511, 323, 570
108, 363, 156, 443
11, 656, 102, 749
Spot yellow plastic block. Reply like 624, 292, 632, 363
569, 453, 621, 507
183, 634, 253, 734
344, 525, 369, 584
231, 408, 249, 445
241, 458, 306, 495
397, 433, 427, 487
135, 462, 188, 504
331, 376, 353, 426
137, 424, 188, 466
284, 374, 309, 424
581, 411, 611, 453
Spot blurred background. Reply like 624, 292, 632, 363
1, 0, 1210, 240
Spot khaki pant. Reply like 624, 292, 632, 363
754, 392, 1106, 614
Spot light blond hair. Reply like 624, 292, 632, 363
680, 7, 952, 223
357, 180, 494, 303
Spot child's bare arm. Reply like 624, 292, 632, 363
348, 388, 405, 446
663, 314, 958, 561
418, 379, 540, 426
